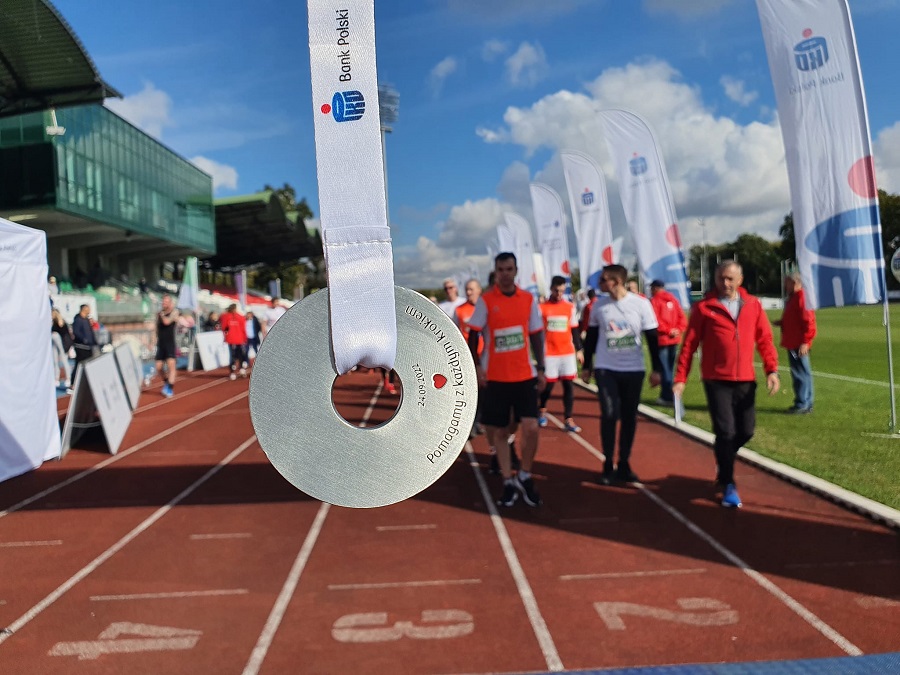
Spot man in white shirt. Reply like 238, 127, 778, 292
263, 298, 287, 337
438, 278, 466, 317
582, 264, 663, 485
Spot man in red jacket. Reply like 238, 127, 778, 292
673, 261, 780, 508
773, 273, 816, 414
649, 279, 687, 406
220, 303, 248, 380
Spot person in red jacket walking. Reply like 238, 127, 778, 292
220, 303, 248, 380
773, 272, 816, 414
649, 279, 687, 406
673, 261, 780, 508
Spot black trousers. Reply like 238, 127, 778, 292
595, 369, 644, 466
703, 380, 757, 486
539, 379, 575, 418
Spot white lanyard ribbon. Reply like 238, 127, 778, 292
308, 0, 396, 373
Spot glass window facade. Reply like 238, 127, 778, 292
0, 105, 215, 253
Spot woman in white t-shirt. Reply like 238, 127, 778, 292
582, 264, 663, 486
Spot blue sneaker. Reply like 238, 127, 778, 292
161, 384, 173, 398
721, 483, 742, 508
564, 421, 582, 433
538, 415, 548, 428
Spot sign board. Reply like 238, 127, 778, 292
50, 294, 98, 325
195, 331, 231, 371
114, 343, 143, 410
60, 353, 133, 457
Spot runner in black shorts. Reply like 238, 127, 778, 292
467, 252, 546, 507
155, 294, 179, 398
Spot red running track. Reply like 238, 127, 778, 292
1, 367, 897, 674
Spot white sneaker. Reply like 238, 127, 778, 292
240, 368, 247, 378
229, 372, 237, 381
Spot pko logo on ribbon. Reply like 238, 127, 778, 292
794, 29, 829, 71
320, 91, 365, 123
581, 189, 594, 206
629, 155, 648, 176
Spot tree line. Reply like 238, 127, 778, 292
688, 189, 900, 296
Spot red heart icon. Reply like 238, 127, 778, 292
432, 374, 447, 389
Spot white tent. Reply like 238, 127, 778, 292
0, 218, 61, 483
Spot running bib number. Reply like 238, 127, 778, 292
547, 316, 569, 333
607, 334, 637, 351
494, 326, 526, 353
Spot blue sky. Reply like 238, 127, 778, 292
55, 0, 900, 287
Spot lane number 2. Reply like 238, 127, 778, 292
594, 597, 739, 630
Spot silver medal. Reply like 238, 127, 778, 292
249, 286, 477, 508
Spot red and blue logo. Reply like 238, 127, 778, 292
321, 91, 365, 122
581, 188, 594, 206
794, 29, 829, 72
629, 154, 648, 176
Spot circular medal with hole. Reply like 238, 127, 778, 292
249, 286, 477, 508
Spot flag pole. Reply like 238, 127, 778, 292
882, 297, 896, 432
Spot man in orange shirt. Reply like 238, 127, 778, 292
539, 275, 583, 432
468, 253, 546, 507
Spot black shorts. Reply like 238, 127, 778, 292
229, 344, 247, 364
155, 341, 177, 361
482, 379, 539, 427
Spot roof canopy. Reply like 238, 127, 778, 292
209, 191, 322, 269
0, 0, 120, 118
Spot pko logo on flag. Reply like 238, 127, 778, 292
320, 91, 365, 122
581, 189, 594, 206
794, 30, 829, 72
629, 155, 648, 176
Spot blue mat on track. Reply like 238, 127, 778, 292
541, 653, 900, 675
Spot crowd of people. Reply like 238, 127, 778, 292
440, 253, 815, 511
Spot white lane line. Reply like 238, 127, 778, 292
856, 596, 900, 609
190, 533, 253, 540
465, 442, 564, 672
757, 361, 900, 389
327, 579, 481, 591
143, 450, 221, 457
0, 540, 63, 548
358, 380, 385, 429
1, 392, 248, 521
40, 500, 150, 510
91, 589, 249, 601
242, 502, 330, 675
547, 412, 864, 657
132, 377, 230, 413
560, 568, 707, 581
785, 559, 896, 570
375, 524, 437, 532
0, 435, 257, 647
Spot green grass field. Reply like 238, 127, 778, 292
644, 303, 900, 510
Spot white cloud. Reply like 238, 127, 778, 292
720, 75, 759, 107
875, 121, 900, 193
190, 156, 238, 192
481, 39, 509, 62
104, 82, 173, 139
436, 198, 510, 251
393, 236, 490, 289
505, 42, 549, 88
429, 56, 459, 96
